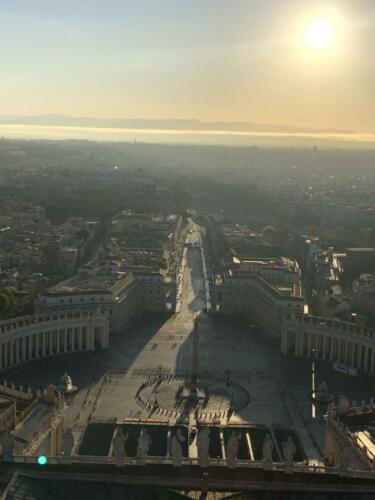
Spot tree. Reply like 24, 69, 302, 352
262, 226, 276, 244
0, 289, 15, 318
76, 228, 90, 241
171, 184, 192, 211
276, 225, 294, 250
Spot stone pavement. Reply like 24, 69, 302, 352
5, 225, 375, 463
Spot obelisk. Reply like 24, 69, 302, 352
190, 314, 199, 398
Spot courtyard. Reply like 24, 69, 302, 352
4, 230, 375, 465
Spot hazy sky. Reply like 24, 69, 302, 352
1, 0, 375, 132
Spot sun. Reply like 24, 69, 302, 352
304, 19, 334, 49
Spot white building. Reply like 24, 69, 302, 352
211, 272, 304, 339
35, 264, 176, 335
281, 313, 375, 376
0, 310, 109, 372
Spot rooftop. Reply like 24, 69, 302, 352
232, 255, 300, 272
41, 268, 134, 296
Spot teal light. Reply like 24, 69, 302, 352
37, 455, 48, 465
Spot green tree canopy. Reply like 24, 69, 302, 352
0, 289, 15, 317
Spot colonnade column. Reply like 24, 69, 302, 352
329, 339, 334, 361
71, 329, 75, 352
357, 346, 362, 370
88, 320, 95, 351
78, 327, 83, 351
28, 335, 33, 359
8, 341, 12, 366
42, 332, 46, 357
294, 327, 300, 356
15, 339, 19, 364
322, 336, 326, 360
101, 326, 107, 348
35, 333, 39, 358
104, 324, 109, 348
22, 337, 26, 362
48, 330, 55, 356
363, 347, 370, 372
344, 340, 349, 365
0, 317, 112, 373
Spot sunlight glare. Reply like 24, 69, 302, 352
304, 20, 334, 50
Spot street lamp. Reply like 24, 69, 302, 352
311, 348, 316, 418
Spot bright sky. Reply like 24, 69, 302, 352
1, 0, 375, 132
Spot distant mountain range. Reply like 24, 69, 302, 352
0, 114, 354, 135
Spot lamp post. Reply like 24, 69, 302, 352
311, 348, 316, 419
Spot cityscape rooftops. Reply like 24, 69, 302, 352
40, 267, 133, 296
216, 272, 303, 302
231, 255, 300, 273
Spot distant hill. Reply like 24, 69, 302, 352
0, 114, 354, 135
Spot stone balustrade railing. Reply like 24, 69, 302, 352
294, 313, 375, 341
0, 309, 102, 335
5, 454, 375, 479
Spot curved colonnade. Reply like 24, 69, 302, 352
282, 314, 375, 375
0, 310, 109, 372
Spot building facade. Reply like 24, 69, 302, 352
35, 265, 176, 335
211, 256, 375, 377
211, 272, 304, 339
281, 313, 375, 376
0, 310, 109, 372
